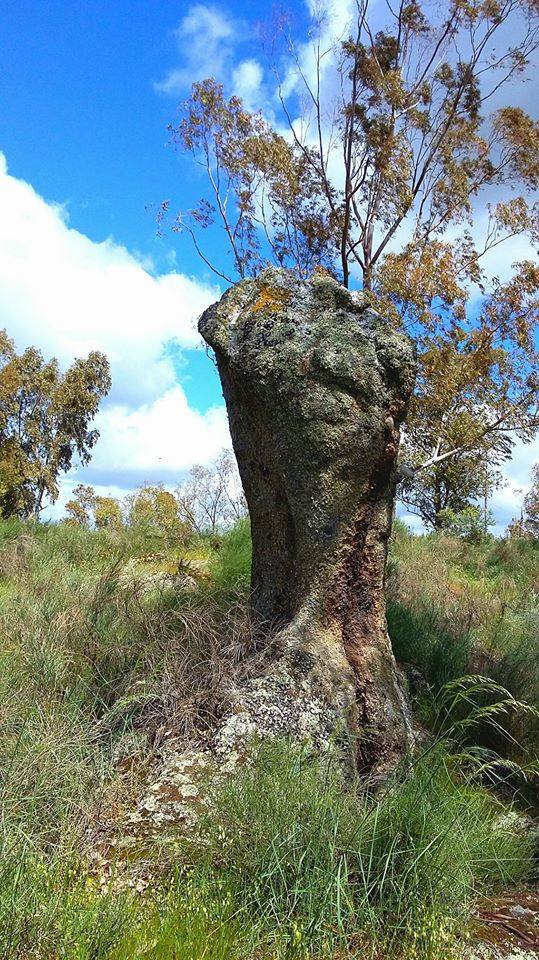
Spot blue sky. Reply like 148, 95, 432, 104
0, 0, 537, 530
0, 0, 270, 263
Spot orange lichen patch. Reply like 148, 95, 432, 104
251, 283, 291, 314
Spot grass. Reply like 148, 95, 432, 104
182, 739, 532, 959
210, 515, 251, 595
0, 517, 537, 958
387, 522, 539, 768
387, 599, 472, 690
2, 740, 532, 960
111, 873, 247, 960
0, 846, 136, 960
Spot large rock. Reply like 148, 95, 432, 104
199, 268, 416, 778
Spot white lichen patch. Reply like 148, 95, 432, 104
128, 746, 209, 831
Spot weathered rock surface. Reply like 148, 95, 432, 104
468, 888, 539, 958
198, 268, 416, 778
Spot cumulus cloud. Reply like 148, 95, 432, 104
0, 153, 220, 408
90, 387, 229, 481
0, 152, 231, 508
489, 436, 539, 534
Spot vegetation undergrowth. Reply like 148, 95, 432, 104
181, 738, 533, 960
0, 517, 536, 958
388, 520, 539, 770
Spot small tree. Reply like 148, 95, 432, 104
437, 504, 493, 542
400, 450, 504, 529
65, 484, 123, 531
65, 484, 97, 527
93, 496, 123, 531
0, 332, 111, 518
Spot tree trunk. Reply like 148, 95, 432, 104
199, 268, 417, 780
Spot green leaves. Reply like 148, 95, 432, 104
0, 331, 110, 518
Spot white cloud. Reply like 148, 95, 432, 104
502, 436, 539, 490
396, 507, 427, 534
91, 387, 229, 479
232, 59, 263, 110
305, 0, 355, 35
155, 5, 265, 106
488, 436, 539, 534
0, 153, 220, 408
156, 4, 242, 96
0, 152, 231, 508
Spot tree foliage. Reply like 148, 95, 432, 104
126, 483, 190, 547
399, 264, 538, 524
64, 483, 97, 527
66, 485, 124, 531
168, 1, 538, 290
165, 0, 539, 526
437, 504, 494, 542
0, 332, 111, 518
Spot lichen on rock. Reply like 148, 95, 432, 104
199, 267, 417, 779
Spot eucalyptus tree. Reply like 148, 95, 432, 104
164, 0, 539, 526
0, 331, 110, 519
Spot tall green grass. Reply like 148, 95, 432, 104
174, 739, 532, 959
2, 736, 533, 960
388, 525, 539, 777
0, 845, 136, 960
387, 599, 472, 690
0, 519, 536, 959
210, 516, 252, 594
